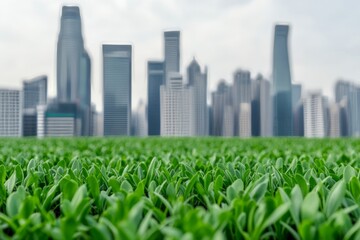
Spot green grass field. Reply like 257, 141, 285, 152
1, 138, 360, 239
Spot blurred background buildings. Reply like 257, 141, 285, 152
0, 5, 357, 138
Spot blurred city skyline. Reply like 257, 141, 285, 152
1, 0, 360, 111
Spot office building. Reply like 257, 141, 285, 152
251, 78, 260, 137
292, 83, 302, 110
292, 83, 303, 136
223, 105, 234, 137
252, 74, 272, 137
56, 6, 91, 136
211, 81, 232, 136
22, 75, 47, 137
257, 75, 272, 137
0, 89, 22, 137
90, 110, 103, 137
23, 76, 47, 109
329, 103, 341, 137
339, 98, 349, 137
273, 24, 293, 136
36, 105, 46, 138
232, 70, 251, 136
335, 80, 351, 103
103, 44, 132, 136
334, 80, 360, 137
37, 103, 80, 137
304, 92, 327, 137
160, 73, 195, 136
294, 100, 304, 137
164, 31, 180, 83
349, 86, 360, 136
239, 103, 251, 137
147, 61, 164, 135
187, 58, 208, 136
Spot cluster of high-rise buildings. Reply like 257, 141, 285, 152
0, 6, 357, 138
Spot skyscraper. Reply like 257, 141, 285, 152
253, 75, 272, 137
348, 86, 360, 136
272, 24, 293, 136
329, 103, 341, 137
56, 6, 91, 135
187, 57, 201, 86
239, 103, 252, 137
79, 51, 92, 136
0, 89, 22, 137
211, 81, 232, 136
293, 101, 304, 137
292, 83, 302, 136
339, 98, 350, 136
251, 77, 260, 137
23, 76, 47, 109
164, 31, 180, 83
223, 105, 234, 137
233, 70, 252, 136
147, 61, 164, 136
335, 80, 351, 103
334, 80, 360, 137
187, 58, 208, 136
23, 75, 47, 136
292, 84, 302, 112
103, 44, 132, 136
160, 73, 195, 136
304, 92, 327, 137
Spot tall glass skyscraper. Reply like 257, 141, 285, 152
272, 24, 293, 136
56, 6, 91, 135
211, 81, 232, 136
103, 44, 132, 136
232, 70, 252, 136
164, 31, 180, 83
147, 61, 164, 136
187, 58, 208, 136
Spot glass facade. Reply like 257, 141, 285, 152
147, 61, 164, 136
272, 24, 293, 136
103, 44, 132, 136
164, 31, 180, 84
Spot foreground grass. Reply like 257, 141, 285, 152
0, 138, 360, 239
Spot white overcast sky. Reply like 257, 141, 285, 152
0, 0, 360, 111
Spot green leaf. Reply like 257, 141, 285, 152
214, 175, 224, 193
0, 165, 6, 185
43, 183, 59, 210
62, 178, 78, 201
299, 220, 316, 240
301, 191, 320, 220
121, 180, 133, 192
295, 174, 309, 196
19, 196, 35, 219
350, 177, 360, 202
184, 173, 198, 198
290, 185, 303, 225
6, 187, 26, 217
5, 171, 16, 194
71, 184, 87, 210
108, 177, 121, 193
325, 180, 346, 217
343, 165, 356, 183
87, 175, 100, 199
250, 178, 268, 201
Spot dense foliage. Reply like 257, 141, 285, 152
1, 138, 360, 239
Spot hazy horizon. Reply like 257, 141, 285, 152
1, 0, 359, 111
